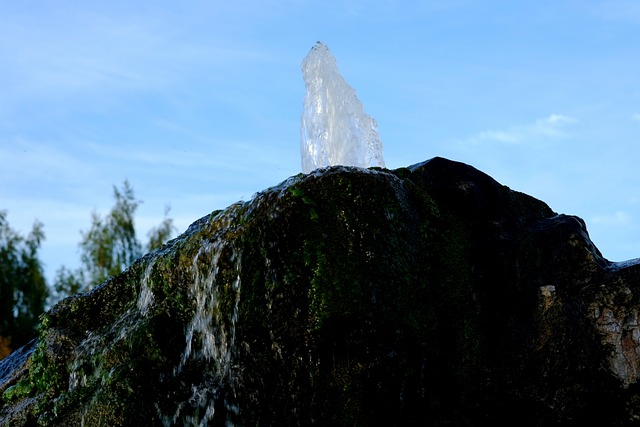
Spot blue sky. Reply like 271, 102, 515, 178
1, 0, 639, 283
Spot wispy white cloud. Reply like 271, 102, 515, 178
465, 114, 577, 145
591, 211, 632, 226
0, 137, 95, 185
79, 137, 293, 177
0, 6, 272, 108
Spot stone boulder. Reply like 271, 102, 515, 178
2, 157, 640, 425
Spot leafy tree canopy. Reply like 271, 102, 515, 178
0, 181, 175, 358
51, 180, 176, 305
0, 210, 48, 356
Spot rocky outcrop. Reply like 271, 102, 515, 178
2, 157, 640, 426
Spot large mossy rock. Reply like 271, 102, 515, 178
2, 157, 640, 426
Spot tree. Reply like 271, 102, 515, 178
0, 181, 176, 357
80, 180, 142, 287
146, 205, 176, 252
51, 181, 176, 304
50, 265, 84, 306
0, 210, 49, 357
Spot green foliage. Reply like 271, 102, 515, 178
50, 181, 175, 305
50, 266, 84, 304
0, 210, 49, 353
0, 181, 174, 361
80, 180, 142, 287
146, 205, 176, 252
1, 379, 32, 403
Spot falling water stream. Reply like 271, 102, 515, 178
69, 261, 158, 426
162, 205, 244, 427
67, 203, 249, 427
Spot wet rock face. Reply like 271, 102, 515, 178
2, 156, 640, 426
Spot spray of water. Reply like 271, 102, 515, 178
301, 41, 385, 173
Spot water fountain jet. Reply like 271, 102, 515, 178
300, 41, 385, 173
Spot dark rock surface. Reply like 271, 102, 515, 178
2, 157, 640, 426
